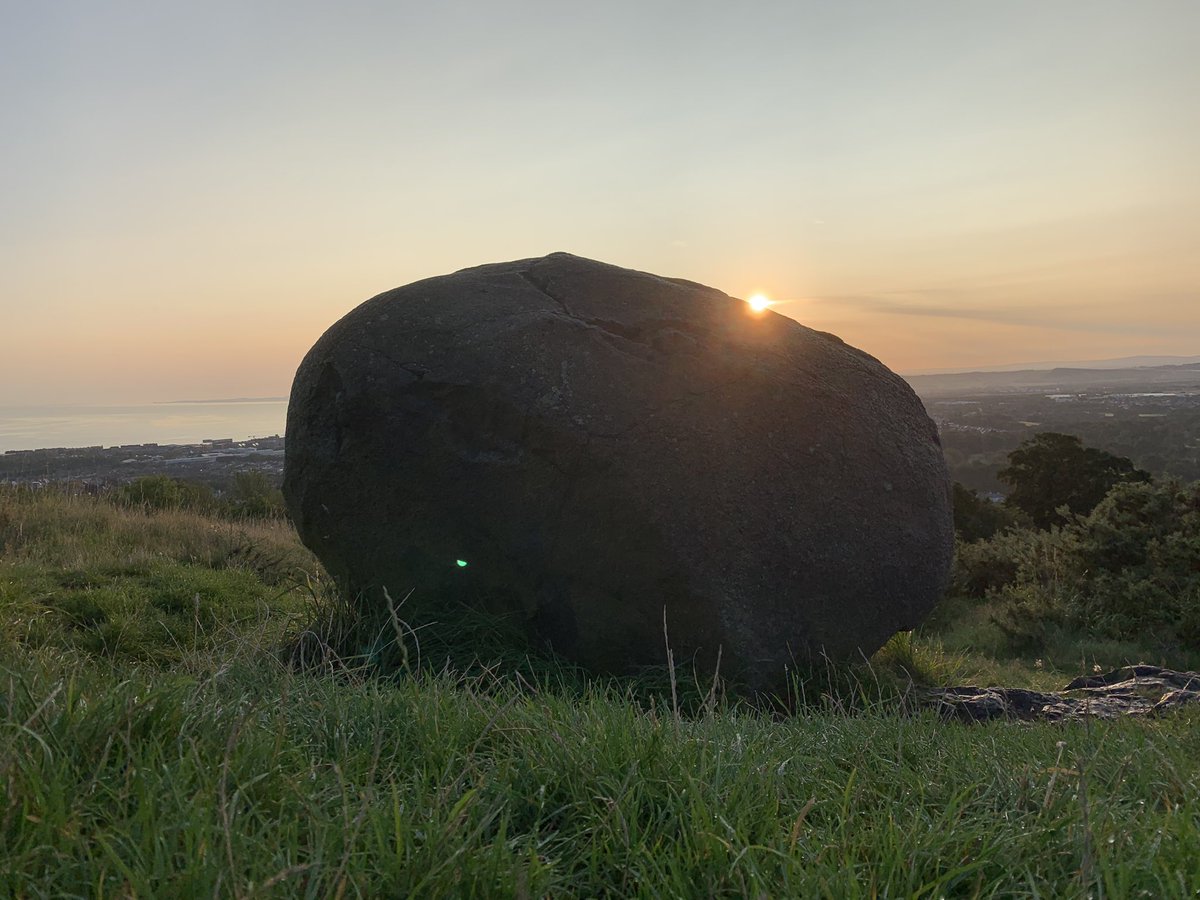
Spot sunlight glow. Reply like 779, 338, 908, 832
747, 293, 773, 313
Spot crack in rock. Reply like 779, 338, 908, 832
519, 268, 574, 317
522, 267, 713, 351
344, 340, 434, 383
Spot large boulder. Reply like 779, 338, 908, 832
284, 253, 953, 689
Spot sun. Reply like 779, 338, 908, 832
747, 293, 772, 313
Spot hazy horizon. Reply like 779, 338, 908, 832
5, 350, 1199, 411
3, 1, 1197, 406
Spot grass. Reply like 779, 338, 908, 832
0, 487, 314, 667
2, 486, 1199, 897
924, 592, 1200, 692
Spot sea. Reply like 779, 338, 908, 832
0, 400, 289, 452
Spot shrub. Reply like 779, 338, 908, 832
950, 526, 1077, 600
950, 479, 1200, 652
951, 482, 1016, 542
1070, 480, 1200, 647
223, 470, 285, 519
115, 475, 215, 513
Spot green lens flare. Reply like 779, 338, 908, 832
455, 559, 468, 568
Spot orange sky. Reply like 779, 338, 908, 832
2, 2, 1197, 404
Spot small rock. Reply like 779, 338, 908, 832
928, 666, 1200, 722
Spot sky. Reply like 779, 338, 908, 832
2, 0, 1197, 405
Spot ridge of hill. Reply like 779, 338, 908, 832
905, 354, 1200, 376
905, 362, 1200, 397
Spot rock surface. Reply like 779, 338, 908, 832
928, 666, 1200, 722
284, 253, 954, 689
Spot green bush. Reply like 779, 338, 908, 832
1070, 480, 1200, 647
115, 475, 215, 513
112, 473, 285, 520
948, 479, 1200, 652
951, 526, 1077, 600
951, 482, 1017, 541
223, 470, 286, 519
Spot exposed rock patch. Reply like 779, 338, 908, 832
928, 666, 1200, 722
284, 253, 954, 690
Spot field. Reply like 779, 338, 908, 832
2, 488, 1199, 897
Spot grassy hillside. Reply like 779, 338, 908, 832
2, 488, 1198, 897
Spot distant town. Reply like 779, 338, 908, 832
1, 435, 284, 490
910, 363, 1200, 493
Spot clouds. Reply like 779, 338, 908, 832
807, 291, 1190, 339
